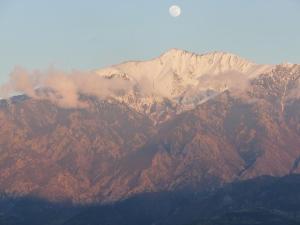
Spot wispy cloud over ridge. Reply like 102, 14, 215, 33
0, 67, 132, 107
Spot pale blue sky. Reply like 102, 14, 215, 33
1, 0, 300, 84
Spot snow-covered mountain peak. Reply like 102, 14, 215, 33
94, 49, 274, 121
154, 49, 271, 78
96, 49, 272, 81
280, 62, 300, 69
159, 48, 196, 60
160, 49, 252, 66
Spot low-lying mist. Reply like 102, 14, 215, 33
0, 67, 133, 107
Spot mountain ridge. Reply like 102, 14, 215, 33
0, 50, 299, 204
94, 49, 278, 122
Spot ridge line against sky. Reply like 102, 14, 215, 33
1, 0, 300, 84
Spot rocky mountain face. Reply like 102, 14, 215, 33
0, 96, 155, 203
0, 50, 299, 205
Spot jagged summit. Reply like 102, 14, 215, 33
159, 48, 197, 58
97, 49, 272, 80
94, 49, 275, 119
96, 49, 273, 96
157, 49, 262, 76
160, 48, 251, 63
157, 49, 256, 70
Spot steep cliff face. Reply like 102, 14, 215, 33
0, 51, 299, 203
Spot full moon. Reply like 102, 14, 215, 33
169, 5, 181, 17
